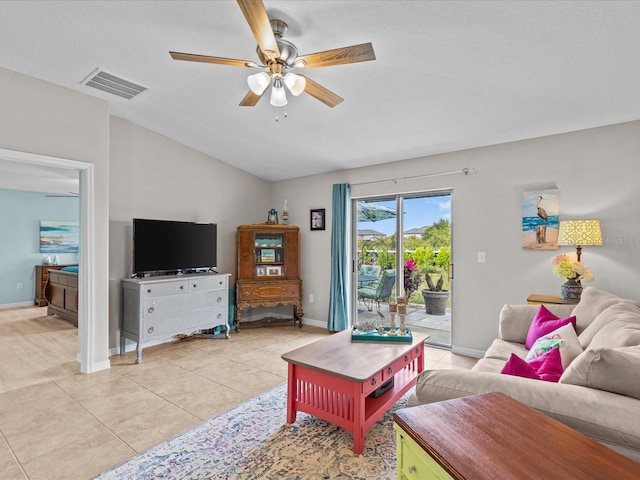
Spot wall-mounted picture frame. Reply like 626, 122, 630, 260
310, 208, 326, 231
266, 266, 282, 276
522, 189, 559, 250
40, 220, 80, 253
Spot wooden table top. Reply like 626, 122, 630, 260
394, 392, 640, 479
527, 293, 579, 304
281, 329, 428, 382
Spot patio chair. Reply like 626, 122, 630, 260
357, 269, 396, 311
358, 264, 381, 287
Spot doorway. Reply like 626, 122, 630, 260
353, 191, 452, 347
0, 148, 97, 372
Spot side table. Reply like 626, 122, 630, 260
394, 392, 640, 480
526, 293, 579, 305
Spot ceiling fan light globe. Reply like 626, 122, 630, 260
284, 73, 306, 96
270, 85, 288, 107
247, 72, 270, 95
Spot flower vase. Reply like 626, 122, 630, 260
561, 278, 583, 301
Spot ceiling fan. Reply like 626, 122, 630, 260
169, 0, 375, 109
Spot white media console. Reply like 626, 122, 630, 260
121, 272, 230, 362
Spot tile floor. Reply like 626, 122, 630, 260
0, 306, 477, 480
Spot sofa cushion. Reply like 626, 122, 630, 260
525, 305, 576, 349
502, 348, 564, 382
525, 323, 583, 369
559, 346, 640, 400
484, 338, 529, 362
587, 314, 640, 350
578, 301, 640, 349
472, 357, 508, 373
570, 287, 629, 334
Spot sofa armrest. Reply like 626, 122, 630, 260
408, 369, 640, 452
498, 303, 575, 343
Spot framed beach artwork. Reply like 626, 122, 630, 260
522, 189, 559, 250
40, 220, 80, 253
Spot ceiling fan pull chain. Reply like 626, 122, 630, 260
275, 105, 288, 122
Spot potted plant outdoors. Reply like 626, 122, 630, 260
421, 267, 450, 315
403, 259, 422, 300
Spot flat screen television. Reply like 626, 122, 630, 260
132, 218, 217, 276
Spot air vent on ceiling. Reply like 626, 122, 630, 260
81, 68, 148, 99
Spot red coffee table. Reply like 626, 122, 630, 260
281, 329, 428, 454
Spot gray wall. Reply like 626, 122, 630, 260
273, 121, 640, 356
2, 65, 639, 359
0, 188, 79, 306
109, 117, 271, 351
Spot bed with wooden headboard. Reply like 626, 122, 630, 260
46, 266, 78, 327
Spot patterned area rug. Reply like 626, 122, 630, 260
95, 382, 407, 479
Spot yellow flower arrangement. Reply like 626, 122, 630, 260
552, 254, 594, 282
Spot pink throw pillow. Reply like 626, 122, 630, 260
500, 353, 539, 380
500, 348, 564, 383
525, 305, 577, 349
527, 347, 564, 382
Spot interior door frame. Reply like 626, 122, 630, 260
0, 148, 96, 373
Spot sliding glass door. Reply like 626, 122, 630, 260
353, 191, 452, 347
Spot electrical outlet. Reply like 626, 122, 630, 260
477, 251, 486, 264
309, 294, 314, 303
17, 282, 23, 289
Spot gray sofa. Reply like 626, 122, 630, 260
408, 287, 640, 463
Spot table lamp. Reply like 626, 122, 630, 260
557, 219, 602, 262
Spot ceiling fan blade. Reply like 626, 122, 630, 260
239, 90, 263, 106
169, 51, 258, 68
236, 0, 280, 62
295, 42, 376, 68
300, 76, 344, 108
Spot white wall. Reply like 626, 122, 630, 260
0, 67, 110, 369
108, 117, 271, 350
273, 121, 640, 355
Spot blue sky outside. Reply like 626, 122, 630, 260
358, 195, 451, 236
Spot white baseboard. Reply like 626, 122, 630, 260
0, 301, 36, 310
300, 317, 326, 329
76, 353, 110, 373
451, 345, 485, 359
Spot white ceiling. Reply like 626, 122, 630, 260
1, 0, 640, 190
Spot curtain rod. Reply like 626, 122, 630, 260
350, 168, 473, 187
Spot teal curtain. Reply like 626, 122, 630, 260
328, 183, 350, 331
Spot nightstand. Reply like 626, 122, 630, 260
527, 293, 579, 305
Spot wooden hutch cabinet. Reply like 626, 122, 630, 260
235, 224, 303, 329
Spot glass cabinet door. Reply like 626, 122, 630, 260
254, 234, 285, 277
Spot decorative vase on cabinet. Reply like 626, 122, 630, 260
235, 224, 303, 329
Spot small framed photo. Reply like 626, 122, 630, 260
256, 266, 265, 277
310, 208, 326, 231
267, 266, 282, 276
